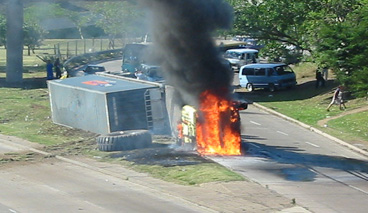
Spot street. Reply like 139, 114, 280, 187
0, 157, 212, 213
211, 104, 368, 213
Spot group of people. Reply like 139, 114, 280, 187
46, 58, 62, 80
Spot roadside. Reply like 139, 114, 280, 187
0, 133, 309, 213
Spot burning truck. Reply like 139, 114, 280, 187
178, 90, 248, 156
144, 0, 243, 155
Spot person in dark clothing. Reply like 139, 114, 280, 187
315, 69, 325, 88
54, 58, 62, 79
46, 60, 54, 80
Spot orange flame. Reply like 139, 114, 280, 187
196, 90, 241, 155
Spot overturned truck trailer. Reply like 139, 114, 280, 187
48, 75, 170, 135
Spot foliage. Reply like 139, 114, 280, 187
22, 3, 62, 55
23, 22, 47, 56
227, 0, 368, 97
87, 2, 147, 48
0, 14, 6, 47
309, 0, 368, 97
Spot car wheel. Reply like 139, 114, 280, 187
246, 83, 254, 92
268, 84, 275, 92
96, 130, 152, 152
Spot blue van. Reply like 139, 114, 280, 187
239, 63, 297, 92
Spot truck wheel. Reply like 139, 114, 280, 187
246, 83, 254, 92
97, 130, 152, 152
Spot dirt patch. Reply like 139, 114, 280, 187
0, 151, 55, 168
109, 147, 211, 167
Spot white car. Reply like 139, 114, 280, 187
224, 48, 259, 71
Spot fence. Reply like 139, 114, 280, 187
53, 38, 126, 59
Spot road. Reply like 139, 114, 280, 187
0, 158, 212, 213
211, 105, 368, 213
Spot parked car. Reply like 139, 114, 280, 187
223, 48, 259, 71
239, 63, 297, 92
83, 65, 106, 75
135, 64, 164, 82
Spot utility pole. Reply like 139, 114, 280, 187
6, 0, 24, 84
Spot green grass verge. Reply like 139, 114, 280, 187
0, 85, 93, 145
327, 111, 368, 142
125, 162, 245, 185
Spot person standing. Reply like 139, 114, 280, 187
54, 58, 62, 79
322, 66, 328, 82
327, 86, 346, 111
315, 69, 325, 88
46, 60, 54, 80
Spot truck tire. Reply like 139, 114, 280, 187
97, 130, 152, 152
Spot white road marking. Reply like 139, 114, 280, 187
250, 121, 261, 126
305, 142, 320, 148
249, 143, 260, 148
9, 209, 17, 213
276, 131, 289, 136
349, 185, 368, 195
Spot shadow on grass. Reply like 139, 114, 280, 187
0, 77, 48, 89
237, 80, 339, 103
241, 141, 368, 181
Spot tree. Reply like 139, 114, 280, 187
227, 0, 367, 97
310, 0, 368, 97
23, 3, 61, 56
0, 14, 6, 47
87, 1, 147, 49
227, 0, 318, 62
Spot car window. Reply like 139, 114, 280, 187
224, 51, 241, 59
85, 66, 105, 74
242, 68, 254, 75
275, 65, 293, 75
254, 68, 266, 76
268, 68, 276, 76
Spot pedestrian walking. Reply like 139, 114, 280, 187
327, 86, 346, 111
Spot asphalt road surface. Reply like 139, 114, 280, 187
0, 158, 212, 213
211, 104, 368, 213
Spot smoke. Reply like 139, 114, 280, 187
140, 0, 234, 107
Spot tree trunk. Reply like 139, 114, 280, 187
78, 27, 84, 40
6, 0, 24, 84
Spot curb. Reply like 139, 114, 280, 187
252, 102, 368, 158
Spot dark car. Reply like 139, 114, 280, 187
83, 65, 106, 75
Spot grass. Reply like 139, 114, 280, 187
118, 161, 245, 185
327, 111, 368, 142
0, 84, 96, 145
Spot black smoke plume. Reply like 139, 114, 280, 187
140, 0, 234, 107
